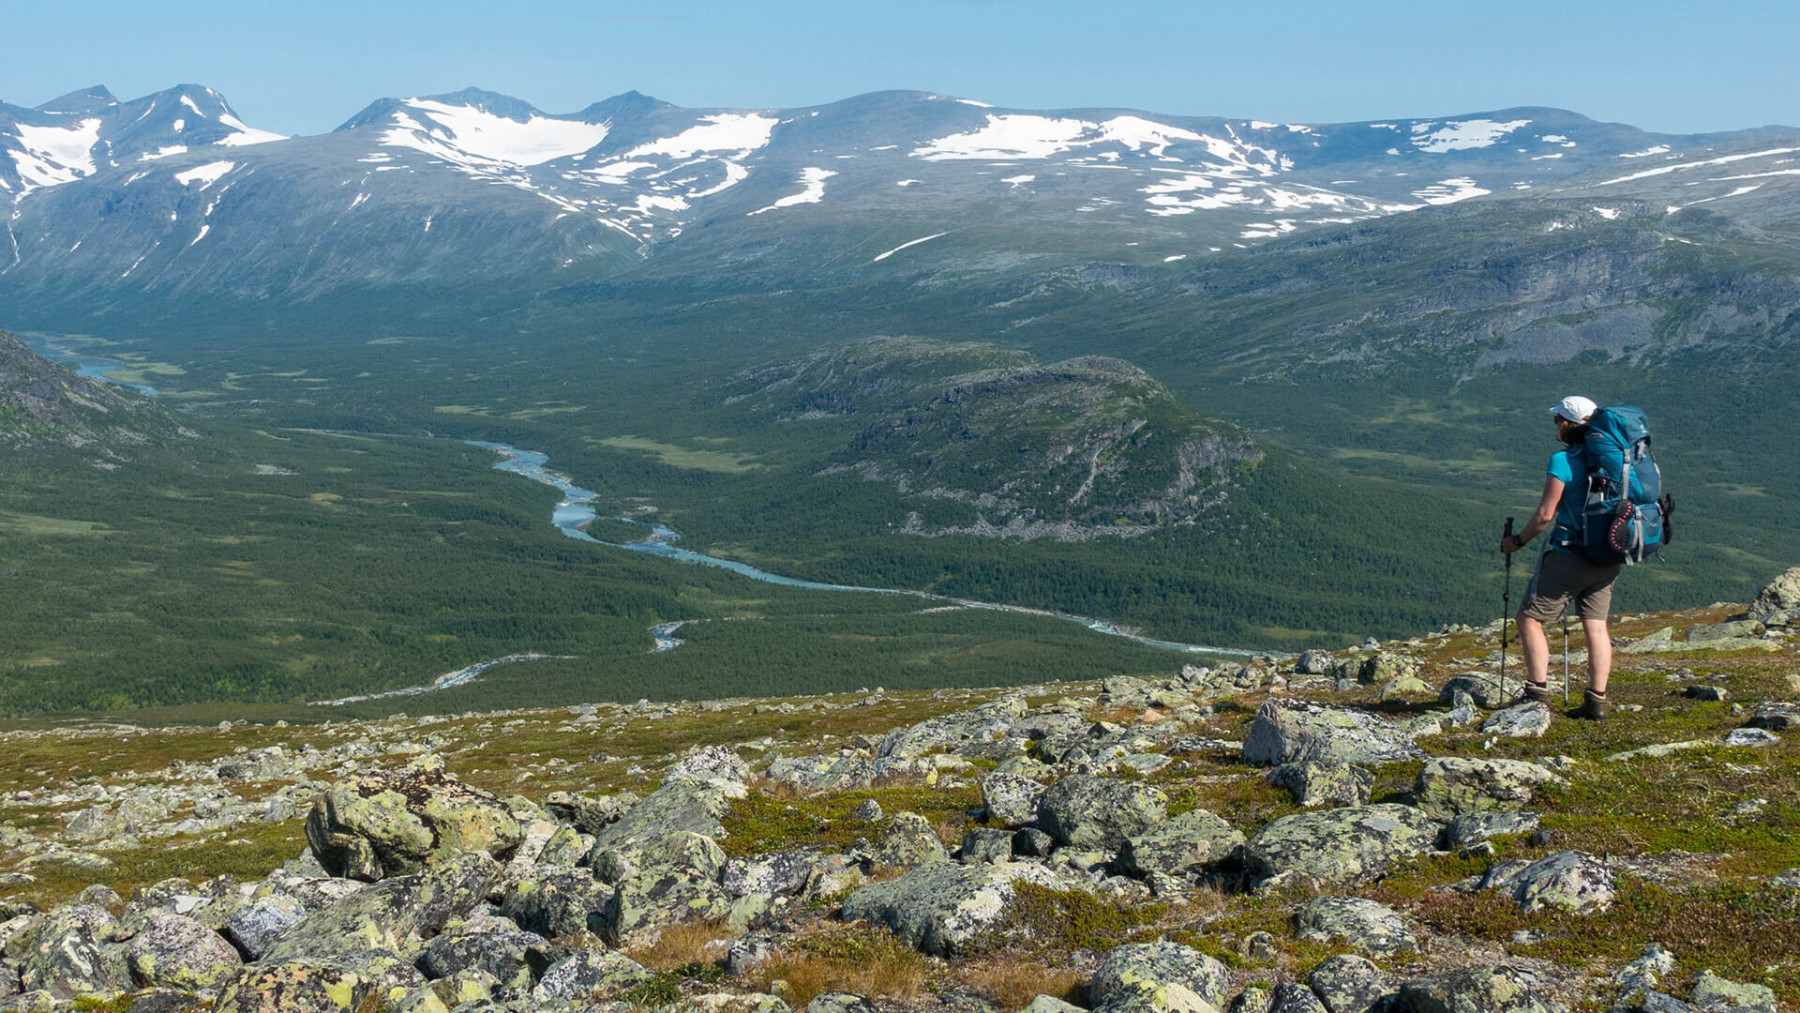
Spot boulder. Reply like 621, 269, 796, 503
593, 830, 731, 947
11, 904, 131, 999
1295, 896, 1418, 955
1232, 987, 1275, 1013
1090, 942, 1231, 1010
871, 813, 950, 872
1411, 758, 1563, 820
807, 995, 880, 1013
1745, 702, 1800, 731
1751, 569, 1800, 619
417, 914, 543, 986
1268, 982, 1329, 1013
1118, 810, 1244, 884
1442, 812, 1542, 851
224, 893, 308, 960
1023, 997, 1088, 1013
1243, 805, 1442, 885
960, 828, 1016, 866
1508, 850, 1615, 914
1094, 981, 1225, 1013
840, 860, 1057, 956
1392, 965, 1555, 1013
1297, 651, 1334, 676
1359, 653, 1420, 685
1242, 702, 1425, 767
1724, 728, 1778, 747
1691, 970, 1776, 1013
878, 696, 1029, 760
262, 852, 502, 962
499, 866, 613, 939
541, 790, 637, 836
304, 756, 522, 880
982, 772, 1048, 827
1268, 762, 1374, 808
1378, 675, 1435, 702
1309, 954, 1397, 1013
1481, 703, 1553, 739
531, 950, 651, 1003
1036, 775, 1169, 850
591, 778, 743, 852
1437, 673, 1512, 710
723, 849, 826, 898
213, 961, 380, 1012
125, 915, 240, 990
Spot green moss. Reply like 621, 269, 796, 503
978, 882, 1168, 956
615, 961, 726, 1005
720, 783, 980, 858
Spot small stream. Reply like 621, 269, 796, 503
472, 441, 1265, 661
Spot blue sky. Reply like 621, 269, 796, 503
5, 0, 1795, 136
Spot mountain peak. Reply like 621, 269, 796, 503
36, 86, 118, 115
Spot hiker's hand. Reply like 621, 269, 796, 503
1500, 534, 1519, 555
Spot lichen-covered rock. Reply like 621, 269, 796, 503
841, 860, 1057, 956
541, 790, 637, 836
1094, 981, 1223, 1013
723, 849, 826, 898
685, 992, 794, 1013
213, 960, 379, 1013
304, 756, 523, 880
807, 994, 880, 1013
500, 866, 614, 939
1359, 653, 1420, 685
591, 778, 743, 852
1036, 775, 1168, 850
1295, 896, 1418, 955
1119, 810, 1244, 884
1437, 673, 1512, 710
11, 904, 131, 999
1482, 703, 1553, 739
1267, 982, 1328, 1013
1090, 942, 1231, 1009
1442, 812, 1542, 851
417, 914, 543, 986
1746, 569, 1797, 621
593, 830, 731, 947
982, 772, 1047, 827
1269, 762, 1374, 808
872, 813, 950, 872
531, 949, 651, 1003
1244, 805, 1442, 885
1508, 850, 1614, 914
960, 828, 1016, 866
1309, 954, 1397, 1013
1297, 651, 1334, 676
665, 745, 749, 786
879, 696, 1029, 760
1692, 970, 1776, 1013
1242, 702, 1425, 767
1412, 758, 1563, 820
1392, 965, 1555, 1013
1746, 702, 1800, 731
1231, 986, 1275, 1013
124, 915, 239, 990
262, 851, 502, 962
224, 893, 307, 961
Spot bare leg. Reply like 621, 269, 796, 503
1518, 614, 1550, 686
1583, 618, 1612, 694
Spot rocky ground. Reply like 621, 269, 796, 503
0, 570, 1796, 1013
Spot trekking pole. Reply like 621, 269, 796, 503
1500, 517, 1515, 705
1562, 614, 1571, 708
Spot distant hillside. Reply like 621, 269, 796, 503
724, 338, 1260, 538
0, 330, 177, 455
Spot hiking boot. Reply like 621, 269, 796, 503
1522, 682, 1555, 706
1576, 689, 1610, 721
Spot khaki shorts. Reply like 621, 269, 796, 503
1520, 549, 1620, 623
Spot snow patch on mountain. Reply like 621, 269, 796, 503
215, 112, 288, 148
1411, 177, 1489, 204
625, 114, 778, 159
1599, 147, 1800, 185
175, 161, 236, 188
1410, 119, 1530, 153
384, 100, 609, 166
872, 232, 946, 262
8, 118, 104, 192
1619, 145, 1672, 159
748, 167, 836, 215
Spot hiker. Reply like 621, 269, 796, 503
1499, 395, 1615, 720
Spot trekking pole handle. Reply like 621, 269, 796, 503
1503, 516, 1515, 543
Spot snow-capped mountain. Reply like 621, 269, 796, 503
0, 84, 284, 199
2, 85, 1795, 309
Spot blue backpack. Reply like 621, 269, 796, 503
1556, 404, 1674, 565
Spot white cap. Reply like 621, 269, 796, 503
1549, 395, 1597, 424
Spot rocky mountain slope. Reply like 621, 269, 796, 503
0, 568, 1794, 1012
721, 338, 1262, 538
0, 329, 180, 454
3, 84, 1795, 316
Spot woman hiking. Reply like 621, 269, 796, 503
1499, 395, 1615, 720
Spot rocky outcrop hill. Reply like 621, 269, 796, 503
0, 330, 179, 455
0, 570, 1796, 1012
